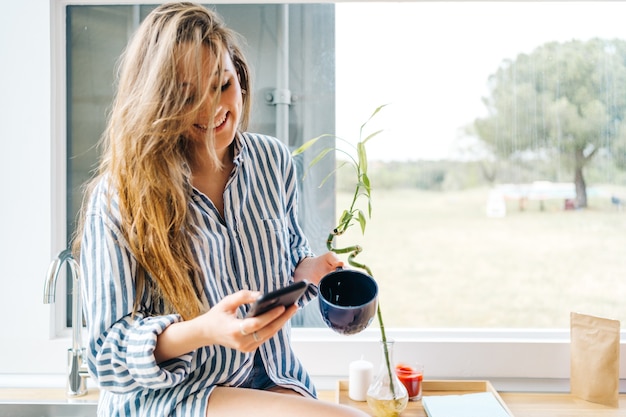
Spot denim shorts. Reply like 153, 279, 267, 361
238, 350, 277, 390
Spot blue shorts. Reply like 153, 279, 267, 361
238, 350, 277, 390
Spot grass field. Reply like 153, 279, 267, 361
333, 186, 626, 328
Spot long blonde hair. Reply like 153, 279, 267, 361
75, 2, 251, 320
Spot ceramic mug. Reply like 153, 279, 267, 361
318, 268, 378, 335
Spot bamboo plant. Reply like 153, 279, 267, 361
293, 105, 403, 406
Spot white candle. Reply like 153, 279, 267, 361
348, 357, 373, 401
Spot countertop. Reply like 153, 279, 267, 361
0, 388, 99, 403
3, 387, 626, 416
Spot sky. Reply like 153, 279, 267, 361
335, 2, 626, 161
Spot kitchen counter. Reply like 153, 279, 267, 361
0, 388, 98, 417
317, 389, 626, 416
2, 387, 626, 416
0, 388, 99, 403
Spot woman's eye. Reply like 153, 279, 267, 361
185, 95, 195, 105
220, 80, 232, 92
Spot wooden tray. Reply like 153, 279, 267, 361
336, 379, 514, 416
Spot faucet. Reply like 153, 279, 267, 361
43, 248, 88, 397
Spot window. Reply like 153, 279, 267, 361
56, 1, 626, 389
332, 1, 626, 329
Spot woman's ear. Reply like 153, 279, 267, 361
238, 71, 246, 95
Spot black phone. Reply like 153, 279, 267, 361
245, 281, 309, 317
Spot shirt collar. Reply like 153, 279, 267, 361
232, 131, 246, 167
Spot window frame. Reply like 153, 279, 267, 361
51, 0, 626, 391
51, 0, 72, 340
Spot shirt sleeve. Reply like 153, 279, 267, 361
79, 183, 194, 393
280, 143, 318, 305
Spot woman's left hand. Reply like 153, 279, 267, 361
293, 252, 343, 286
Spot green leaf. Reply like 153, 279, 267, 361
362, 129, 383, 145
338, 209, 352, 226
357, 210, 367, 234
291, 137, 319, 156
357, 142, 368, 175
335, 148, 359, 170
362, 173, 371, 191
291, 133, 334, 156
359, 104, 389, 138
308, 147, 334, 169
318, 161, 350, 188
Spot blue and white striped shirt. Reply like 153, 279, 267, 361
80, 132, 317, 417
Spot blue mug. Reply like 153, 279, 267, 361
318, 268, 378, 335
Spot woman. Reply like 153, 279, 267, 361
75, 3, 367, 416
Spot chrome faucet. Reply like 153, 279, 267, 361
43, 249, 88, 397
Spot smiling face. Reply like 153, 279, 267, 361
179, 45, 243, 161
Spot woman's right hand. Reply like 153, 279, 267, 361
197, 290, 299, 352
154, 290, 298, 363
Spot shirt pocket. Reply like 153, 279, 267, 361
260, 217, 290, 288
262, 218, 286, 232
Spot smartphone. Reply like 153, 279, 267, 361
245, 280, 309, 317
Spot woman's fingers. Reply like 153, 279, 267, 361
238, 304, 298, 349
219, 290, 261, 313
201, 291, 298, 352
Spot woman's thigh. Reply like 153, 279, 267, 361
207, 386, 369, 417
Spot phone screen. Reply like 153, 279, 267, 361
245, 281, 309, 317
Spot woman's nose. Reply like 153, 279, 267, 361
197, 96, 222, 123
196, 98, 214, 120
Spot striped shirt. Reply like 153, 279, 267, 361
80, 132, 317, 417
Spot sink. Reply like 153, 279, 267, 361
0, 402, 97, 417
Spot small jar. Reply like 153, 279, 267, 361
395, 362, 424, 401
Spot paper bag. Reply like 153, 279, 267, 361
570, 312, 620, 407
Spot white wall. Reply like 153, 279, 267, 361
0, 0, 73, 385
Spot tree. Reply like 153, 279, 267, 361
473, 38, 626, 208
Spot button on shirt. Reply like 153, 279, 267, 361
80, 132, 317, 417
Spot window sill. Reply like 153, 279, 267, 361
292, 328, 626, 390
